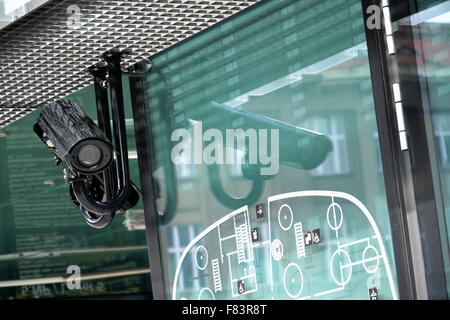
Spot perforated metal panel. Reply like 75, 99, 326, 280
0, 0, 259, 128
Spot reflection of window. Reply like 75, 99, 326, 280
433, 113, 450, 168
167, 224, 203, 293
304, 115, 350, 176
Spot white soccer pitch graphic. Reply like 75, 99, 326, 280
267, 191, 398, 300
172, 206, 254, 300
172, 191, 398, 300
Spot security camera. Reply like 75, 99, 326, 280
34, 99, 139, 228
33, 100, 114, 175
33, 50, 142, 229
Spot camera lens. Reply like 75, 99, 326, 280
78, 145, 102, 167
70, 139, 112, 174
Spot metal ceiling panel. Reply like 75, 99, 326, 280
0, 0, 259, 128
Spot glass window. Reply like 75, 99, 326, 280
304, 114, 350, 176
143, 0, 399, 300
394, 0, 450, 297
0, 85, 151, 299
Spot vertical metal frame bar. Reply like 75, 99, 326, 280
105, 52, 130, 193
91, 66, 116, 200
361, 0, 419, 299
129, 65, 167, 300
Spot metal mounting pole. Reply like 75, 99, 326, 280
72, 49, 139, 215
90, 65, 116, 201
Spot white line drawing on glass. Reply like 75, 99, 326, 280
195, 245, 208, 271
326, 199, 343, 238
362, 245, 381, 274
294, 222, 306, 258
271, 239, 284, 261
330, 248, 352, 287
198, 287, 215, 300
267, 191, 398, 300
278, 204, 294, 231
212, 258, 222, 292
236, 223, 251, 264
172, 191, 398, 300
283, 262, 304, 299
227, 259, 258, 298
172, 206, 253, 299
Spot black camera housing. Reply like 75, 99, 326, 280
33, 51, 140, 229
33, 100, 113, 175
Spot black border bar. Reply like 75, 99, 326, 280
129, 64, 167, 300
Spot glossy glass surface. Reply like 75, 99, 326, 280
0, 83, 151, 299
143, 0, 399, 300
395, 0, 450, 297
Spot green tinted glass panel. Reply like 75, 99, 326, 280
0, 84, 151, 299
397, 0, 450, 296
144, 0, 399, 300
415, 0, 449, 11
